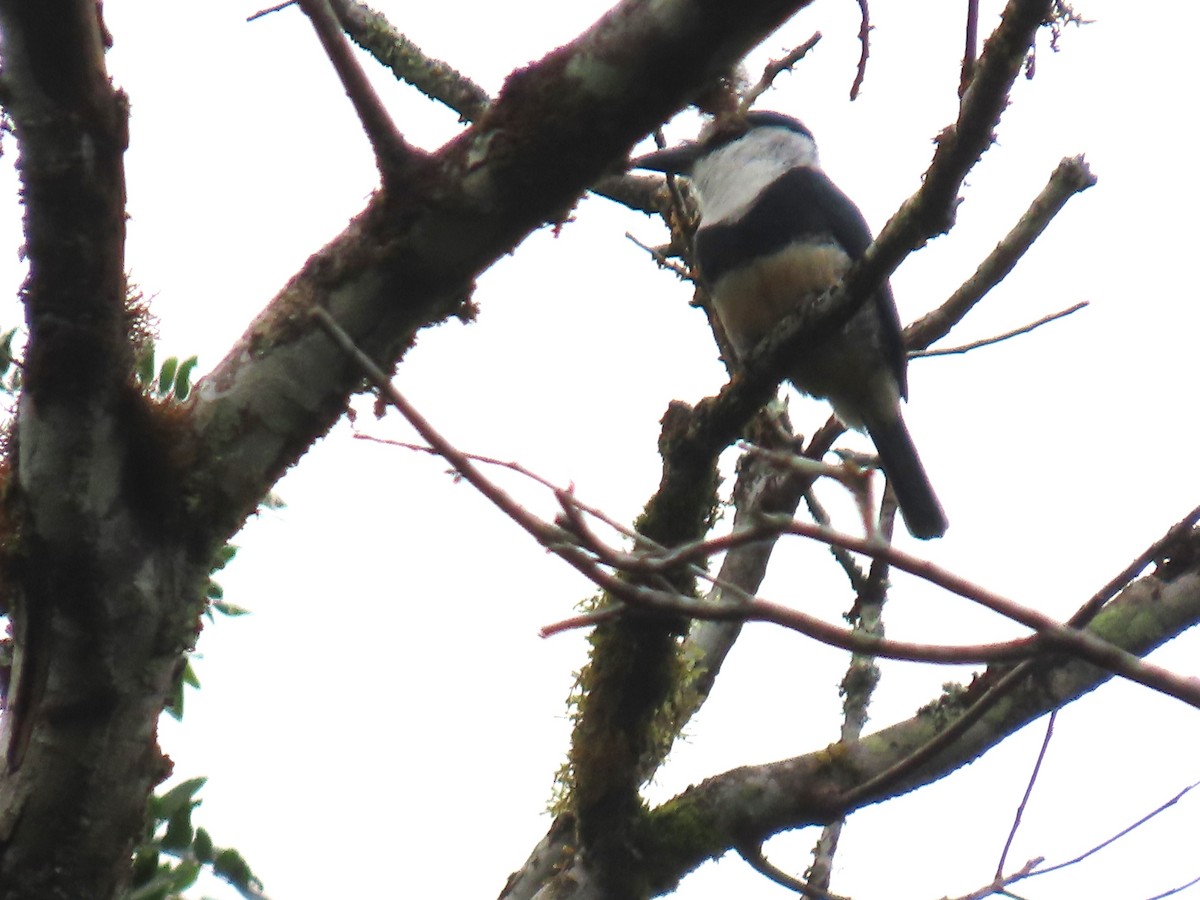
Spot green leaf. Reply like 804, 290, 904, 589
156, 357, 178, 397
193, 827, 214, 864
164, 659, 199, 722
136, 346, 155, 387
259, 491, 287, 511
173, 355, 198, 401
0, 327, 17, 376
162, 806, 193, 851
181, 660, 201, 689
130, 848, 161, 887
153, 777, 207, 822
213, 601, 250, 617
123, 875, 172, 900
210, 544, 238, 573
166, 859, 200, 891
205, 581, 224, 601
164, 676, 184, 722
213, 848, 261, 896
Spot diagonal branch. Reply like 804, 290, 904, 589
636, 550, 1200, 895
907, 155, 1096, 348
186, 0, 817, 541
296, 0, 423, 183
329, 0, 491, 122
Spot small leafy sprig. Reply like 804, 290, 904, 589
126, 778, 267, 900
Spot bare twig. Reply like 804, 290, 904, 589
945, 857, 1043, 900
739, 842, 851, 899
802, 489, 870, 595
944, 779, 1200, 900
809, 495, 894, 890
1144, 873, 1200, 900
1069, 501, 1200, 627
906, 155, 1096, 349
296, 0, 422, 183
525, 486, 1200, 710
839, 505, 1200, 808
314, 310, 579, 564
624, 231, 691, 279
247, 1, 296, 21
740, 442, 874, 503
961, 0, 980, 96
543, 586, 1041, 665
1030, 780, 1200, 879
996, 710, 1056, 876
679, 515, 1200, 707
913, 300, 1087, 358
353, 434, 643, 544
332, 313, 1030, 676
740, 32, 822, 109
849, 0, 870, 99
356, 431, 1003, 675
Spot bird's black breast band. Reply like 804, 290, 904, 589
695, 167, 875, 285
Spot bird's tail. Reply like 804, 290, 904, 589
865, 412, 948, 540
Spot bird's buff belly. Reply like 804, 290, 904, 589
708, 243, 896, 427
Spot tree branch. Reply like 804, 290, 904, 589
914, 300, 1087, 357
329, 0, 491, 122
907, 155, 1096, 349
635, 551, 1200, 895
187, 0, 817, 544
296, 0, 422, 183
0, 3, 189, 897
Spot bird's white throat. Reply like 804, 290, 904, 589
691, 127, 820, 225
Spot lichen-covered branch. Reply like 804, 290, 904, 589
0, 3, 202, 897
331, 0, 491, 122
637, 545, 1200, 895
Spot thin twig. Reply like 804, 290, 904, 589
247, 1, 296, 21
353, 433, 644, 546
314, 309, 592, 576
575, 510, 1198, 709
996, 710, 1056, 876
331, 314, 1024, 674
1029, 780, 1200, 879
906, 155, 1096, 350
355, 431, 975, 672
738, 843, 852, 900
624, 232, 691, 279
961, 0, 980, 97
948, 780, 1200, 899
849, 0, 871, 99
754, 516, 1200, 708
810, 494, 895, 889
945, 857, 1043, 900
839, 505, 1200, 808
1143, 872, 1200, 900
1069, 501, 1200, 627
543, 590, 1040, 664
913, 301, 1087, 357
296, 0, 421, 183
803, 489, 870, 595
740, 32, 823, 110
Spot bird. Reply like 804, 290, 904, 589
631, 111, 948, 540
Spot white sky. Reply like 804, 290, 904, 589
2, 1, 1199, 898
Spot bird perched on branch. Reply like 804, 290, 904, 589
632, 111, 947, 539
